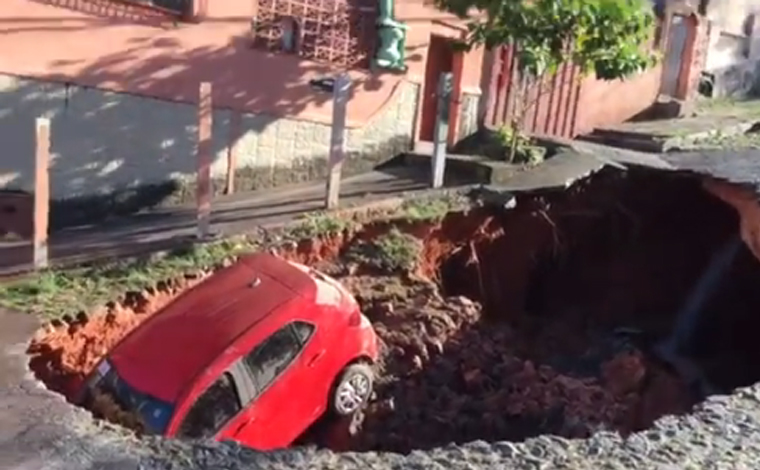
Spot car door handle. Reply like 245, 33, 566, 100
234, 416, 256, 436
307, 350, 325, 367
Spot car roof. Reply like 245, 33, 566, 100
107, 252, 317, 403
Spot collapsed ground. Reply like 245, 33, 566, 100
23, 167, 760, 454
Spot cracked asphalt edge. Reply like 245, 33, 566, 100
4, 149, 760, 470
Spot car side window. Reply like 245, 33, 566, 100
176, 372, 241, 439
243, 325, 303, 391
292, 321, 315, 344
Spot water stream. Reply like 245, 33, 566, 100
655, 235, 743, 397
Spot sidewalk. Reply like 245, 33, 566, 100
0, 166, 441, 276
2, 143, 698, 277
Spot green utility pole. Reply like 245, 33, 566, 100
373, 0, 408, 70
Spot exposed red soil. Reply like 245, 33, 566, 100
704, 178, 760, 261
27, 276, 208, 399
26, 167, 760, 453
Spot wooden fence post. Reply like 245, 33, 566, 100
33, 117, 50, 270
197, 82, 213, 239
325, 73, 351, 210
225, 111, 241, 195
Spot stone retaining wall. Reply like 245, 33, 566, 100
0, 74, 419, 201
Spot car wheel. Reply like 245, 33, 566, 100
331, 363, 374, 416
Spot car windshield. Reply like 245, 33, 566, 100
89, 361, 174, 435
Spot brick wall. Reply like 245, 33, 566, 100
684, 16, 711, 101
0, 74, 419, 200
574, 64, 664, 135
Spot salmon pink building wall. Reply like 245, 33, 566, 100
395, 1, 487, 145
0, 0, 494, 205
574, 64, 664, 136
0, 0, 425, 202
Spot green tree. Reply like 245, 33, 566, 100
438, 0, 659, 162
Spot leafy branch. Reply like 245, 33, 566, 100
440, 0, 659, 161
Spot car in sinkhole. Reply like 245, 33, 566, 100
75, 252, 379, 450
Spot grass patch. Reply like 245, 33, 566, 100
399, 193, 471, 222
695, 97, 760, 118
346, 228, 423, 273
288, 212, 358, 239
677, 128, 760, 150
0, 238, 256, 319
1, 194, 473, 319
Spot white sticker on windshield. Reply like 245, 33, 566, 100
97, 360, 111, 376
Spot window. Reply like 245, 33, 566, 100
280, 17, 299, 53
243, 325, 302, 391
141, 0, 191, 16
292, 321, 315, 344
177, 372, 241, 439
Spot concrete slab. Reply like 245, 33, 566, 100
582, 102, 760, 153
483, 152, 608, 193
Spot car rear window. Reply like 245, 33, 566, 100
88, 362, 174, 435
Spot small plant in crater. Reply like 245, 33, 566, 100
346, 229, 424, 273
288, 212, 357, 239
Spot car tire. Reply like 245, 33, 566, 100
330, 363, 374, 416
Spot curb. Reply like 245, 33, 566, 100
0, 187, 465, 280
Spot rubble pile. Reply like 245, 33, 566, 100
343, 276, 690, 453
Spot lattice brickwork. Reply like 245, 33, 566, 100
251, 0, 377, 69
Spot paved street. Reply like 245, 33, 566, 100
0, 166, 438, 276
0, 150, 662, 277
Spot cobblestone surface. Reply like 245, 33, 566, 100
5, 150, 760, 469
7, 366, 760, 470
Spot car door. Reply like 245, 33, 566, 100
230, 321, 319, 450
171, 367, 247, 441
290, 319, 329, 423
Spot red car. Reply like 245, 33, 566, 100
78, 252, 379, 450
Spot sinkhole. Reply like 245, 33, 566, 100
26, 167, 760, 455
